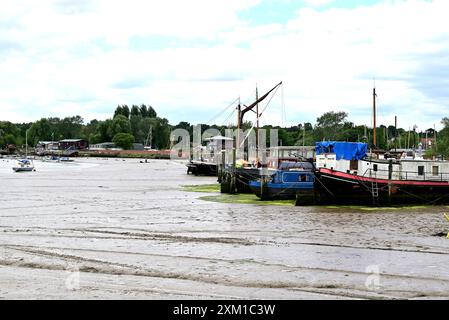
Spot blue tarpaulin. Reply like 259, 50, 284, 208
315, 141, 368, 160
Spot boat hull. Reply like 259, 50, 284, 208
249, 180, 314, 200
186, 161, 217, 176
13, 167, 35, 172
220, 168, 262, 194
315, 168, 449, 205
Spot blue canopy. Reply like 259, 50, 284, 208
315, 141, 367, 160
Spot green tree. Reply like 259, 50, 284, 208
60, 116, 83, 139
112, 133, 134, 150
314, 111, 349, 141
28, 118, 53, 145
110, 115, 131, 136
140, 104, 148, 118
82, 119, 100, 143
98, 119, 113, 142
130, 105, 140, 117
148, 106, 157, 118
122, 105, 130, 119
113, 105, 123, 118
153, 117, 170, 149
130, 114, 144, 143
0, 121, 22, 148
437, 117, 449, 156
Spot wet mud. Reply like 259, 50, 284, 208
0, 158, 448, 299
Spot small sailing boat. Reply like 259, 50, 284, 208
13, 130, 35, 172
12, 159, 35, 172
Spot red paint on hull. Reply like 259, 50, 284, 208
319, 168, 449, 187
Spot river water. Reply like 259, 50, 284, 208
0, 157, 448, 299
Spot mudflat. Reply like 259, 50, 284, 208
0, 158, 448, 299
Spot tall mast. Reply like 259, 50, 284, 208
256, 85, 259, 132
395, 115, 397, 152
303, 122, 305, 147
256, 85, 259, 154
236, 98, 241, 149
373, 87, 377, 147
238, 81, 282, 125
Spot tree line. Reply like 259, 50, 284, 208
0, 107, 447, 155
0, 105, 170, 150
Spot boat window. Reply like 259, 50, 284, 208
418, 166, 424, 176
432, 166, 439, 176
373, 164, 378, 172
350, 160, 358, 170
300, 175, 307, 182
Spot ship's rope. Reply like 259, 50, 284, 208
239, 84, 283, 148
206, 97, 239, 125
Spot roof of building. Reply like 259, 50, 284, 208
59, 139, 86, 142
91, 142, 115, 146
204, 135, 233, 141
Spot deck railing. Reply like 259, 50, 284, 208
363, 168, 449, 182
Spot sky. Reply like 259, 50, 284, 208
1, 0, 448, 131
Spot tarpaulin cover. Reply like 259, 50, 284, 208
315, 141, 367, 160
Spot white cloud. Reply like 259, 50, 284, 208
304, 0, 335, 7
0, 0, 448, 131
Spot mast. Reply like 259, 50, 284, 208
236, 82, 282, 160
238, 81, 282, 126
373, 87, 377, 147
25, 130, 27, 158
145, 125, 153, 148
256, 85, 259, 147
303, 122, 305, 147
395, 115, 397, 152
149, 125, 153, 148
434, 123, 437, 152
236, 100, 241, 150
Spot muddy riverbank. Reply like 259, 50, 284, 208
0, 158, 448, 299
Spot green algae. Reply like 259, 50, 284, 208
199, 194, 295, 206
182, 184, 295, 206
182, 184, 435, 210
182, 184, 221, 193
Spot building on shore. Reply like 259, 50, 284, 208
89, 142, 119, 150
59, 139, 89, 151
35, 141, 59, 155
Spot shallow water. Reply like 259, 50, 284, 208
0, 157, 448, 299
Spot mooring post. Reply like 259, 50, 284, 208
388, 159, 393, 205
230, 147, 237, 194
218, 150, 225, 182
260, 148, 268, 200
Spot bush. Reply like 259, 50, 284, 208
112, 133, 135, 150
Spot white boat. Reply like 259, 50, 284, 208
12, 159, 35, 172
13, 130, 36, 172
42, 155, 74, 162
59, 156, 74, 162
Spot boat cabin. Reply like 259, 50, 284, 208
315, 141, 449, 182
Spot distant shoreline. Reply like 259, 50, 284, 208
0, 149, 174, 160
79, 149, 172, 159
